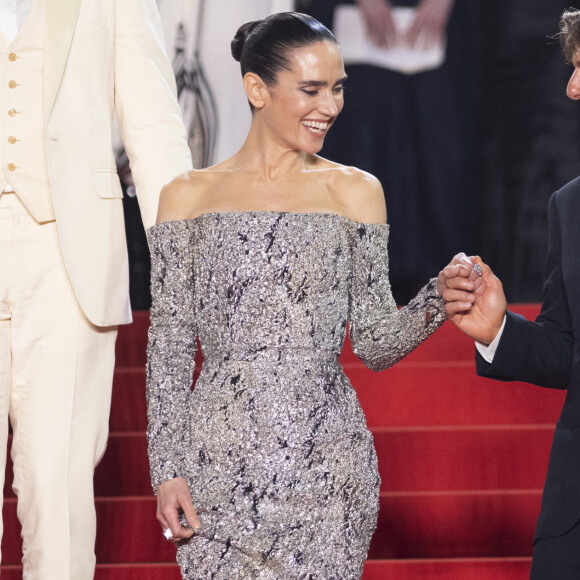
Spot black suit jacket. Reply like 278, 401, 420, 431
476, 177, 580, 541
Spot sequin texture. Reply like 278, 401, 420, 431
146, 212, 446, 579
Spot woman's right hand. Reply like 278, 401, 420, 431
156, 477, 201, 542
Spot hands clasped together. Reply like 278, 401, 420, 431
438, 254, 508, 346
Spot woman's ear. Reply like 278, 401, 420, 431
243, 73, 269, 110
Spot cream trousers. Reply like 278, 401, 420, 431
0, 192, 118, 579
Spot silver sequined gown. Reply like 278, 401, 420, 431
146, 212, 445, 580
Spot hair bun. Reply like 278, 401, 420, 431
231, 20, 261, 62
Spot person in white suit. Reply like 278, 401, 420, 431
0, 0, 192, 577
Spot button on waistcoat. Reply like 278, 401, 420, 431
1, 0, 55, 222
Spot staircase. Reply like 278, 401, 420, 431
2, 305, 564, 579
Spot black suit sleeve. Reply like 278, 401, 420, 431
476, 191, 573, 390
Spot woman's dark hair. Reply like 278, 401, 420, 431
231, 12, 337, 87
560, 8, 580, 62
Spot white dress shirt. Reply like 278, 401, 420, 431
0, 0, 33, 42
475, 315, 507, 363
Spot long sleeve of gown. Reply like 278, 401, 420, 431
348, 223, 446, 372
146, 221, 197, 492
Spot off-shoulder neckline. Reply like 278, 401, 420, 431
148, 211, 389, 230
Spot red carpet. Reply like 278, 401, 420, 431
2, 305, 564, 578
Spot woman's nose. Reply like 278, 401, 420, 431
318, 93, 340, 116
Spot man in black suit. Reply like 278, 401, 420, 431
443, 9, 580, 578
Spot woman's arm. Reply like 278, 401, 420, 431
146, 220, 200, 539
343, 170, 447, 371
348, 222, 447, 371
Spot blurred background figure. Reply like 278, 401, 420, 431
298, 0, 478, 304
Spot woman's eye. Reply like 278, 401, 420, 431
333, 86, 345, 94
302, 89, 318, 96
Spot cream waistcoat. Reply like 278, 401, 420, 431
0, 0, 55, 222
0, 0, 192, 326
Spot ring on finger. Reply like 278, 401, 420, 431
163, 527, 173, 541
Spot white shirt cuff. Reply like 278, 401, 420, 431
475, 315, 507, 363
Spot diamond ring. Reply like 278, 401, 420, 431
163, 527, 173, 541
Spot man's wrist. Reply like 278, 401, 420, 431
475, 315, 507, 363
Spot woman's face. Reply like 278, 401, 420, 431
264, 41, 347, 155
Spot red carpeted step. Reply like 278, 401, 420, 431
2, 500, 21, 565
0, 490, 542, 564
347, 365, 565, 428
362, 558, 531, 580
6, 422, 553, 500
369, 491, 539, 559
93, 424, 555, 497
90, 426, 554, 496
373, 425, 554, 491
115, 313, 151, 368
108, 364, 565, 433
0, 558, 533, 580
94, 564, 182, 579
94, 433, 150, 496
110, 368, 148, 432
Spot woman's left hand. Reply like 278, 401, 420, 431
437, 252, 481, 302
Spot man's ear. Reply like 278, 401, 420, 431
243, 73, 270, 110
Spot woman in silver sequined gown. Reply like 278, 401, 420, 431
146, 13, 463, 580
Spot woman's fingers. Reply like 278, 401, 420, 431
181, 501, 202, 531
156, 477, 199, 542
443, 266, 475, 286
176, 485, 202, 531
445, 300, 474, 316
158, 506, 193, 542
442, 287, 475, 304
157, 504, 194, 542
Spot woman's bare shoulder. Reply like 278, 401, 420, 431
155, 169, 215, 223
318, 161, 387, 224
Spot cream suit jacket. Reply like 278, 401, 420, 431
43, 0, 192, 327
